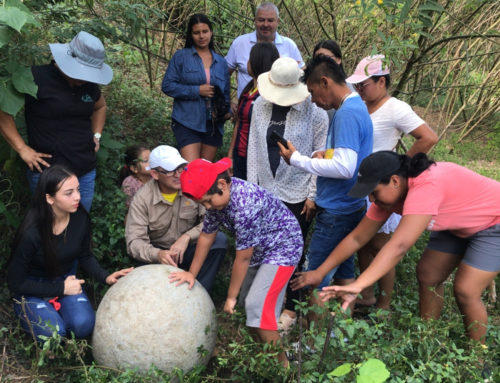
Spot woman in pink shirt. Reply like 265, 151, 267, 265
291, 151, 500, 343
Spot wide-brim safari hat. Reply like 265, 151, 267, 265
257, 57, 309, 107
49, 31, 113, 85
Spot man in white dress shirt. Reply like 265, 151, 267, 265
225, 2, 304, 100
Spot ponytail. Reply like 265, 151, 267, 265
380, 152, 435, 184
407, 152, 435, 177
119, 145, 148, 185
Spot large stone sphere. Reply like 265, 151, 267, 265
92, 264, 217, 373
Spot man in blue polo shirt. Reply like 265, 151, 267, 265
279, 54, 373, 316
225, 2, 304, 100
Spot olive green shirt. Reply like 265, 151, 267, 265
125, 179, 204, 263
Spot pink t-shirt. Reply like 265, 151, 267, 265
366, 162, 500, 237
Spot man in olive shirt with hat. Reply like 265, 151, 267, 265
125, 145, 226, 291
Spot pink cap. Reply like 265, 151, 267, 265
346, 55, 390, 84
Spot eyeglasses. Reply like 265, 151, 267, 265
354, 81, 372, 91
154, 167, 184, 176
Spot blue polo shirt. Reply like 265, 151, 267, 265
315, 95, 373, 214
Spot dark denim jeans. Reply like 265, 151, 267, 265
305, 207, 366, 289
13, 292, 95, 341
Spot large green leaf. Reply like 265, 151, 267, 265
0, 7, 28, 33
6, 0, 39, 27
357, 359, 390, 383
0, 81, 25, 116
328, 363, 352, 377
12, 66, 37, 97
5, 0, 31, 13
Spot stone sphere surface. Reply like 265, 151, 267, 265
92, 264, 217, 373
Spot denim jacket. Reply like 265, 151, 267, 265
161, 47, 230, 134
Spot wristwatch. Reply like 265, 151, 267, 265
94, 132, 102, 141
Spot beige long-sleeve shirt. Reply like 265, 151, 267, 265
125, 179, 204, 263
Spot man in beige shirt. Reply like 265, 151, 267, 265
125, 145, 226, 291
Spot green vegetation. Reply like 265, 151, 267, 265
0, 0, 499, 381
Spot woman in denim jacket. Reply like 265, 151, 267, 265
162, 14, 230, 162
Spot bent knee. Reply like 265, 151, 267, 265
453, 282, 480, 304
416, 261, 444, 287
70, 313, 95, 338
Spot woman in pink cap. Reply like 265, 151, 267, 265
346, 55, 438, 310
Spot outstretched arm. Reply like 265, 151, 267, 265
319, 214, 432, 309
291, 216, 382, 290
169, 231, 217, 289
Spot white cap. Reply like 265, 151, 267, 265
149, 145, 187, 171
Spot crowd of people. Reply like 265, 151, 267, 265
1, 1, 499, 371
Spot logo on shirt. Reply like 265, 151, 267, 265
427, 219, 435, 230
81, 94, 93, 103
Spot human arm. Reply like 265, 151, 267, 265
225, 247, 253, 314
406, 124, 438, 157
105, 267, 134, 285
169, 231, 217, 288
305, 106, 329, 204
91, 95, 106, 152
81, 233, 133, 285
0, 110, 51, 172
7, 228, 66, 297
181, 203, 205, 242
290, 216, 383, 290
125, 197, 162, 263
319, 214, 432, 308
279, 140, 357, 179
168, 233, 191, 264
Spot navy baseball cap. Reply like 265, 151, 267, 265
348, 151, 402, 198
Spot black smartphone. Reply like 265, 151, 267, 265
270, 130, 289, 149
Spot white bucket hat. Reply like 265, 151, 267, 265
49, 31, 113, 85
149, 145, 188, 172
257, 57, 310, 106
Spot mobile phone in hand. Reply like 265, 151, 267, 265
270, 130, 289, 149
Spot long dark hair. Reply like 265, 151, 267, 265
119, 145, 149, 185
313, 40, 346, 78
13, 165, 78, 276
239, 42, 279, 101
380, 152, 436, 184
184, 13, 215, 50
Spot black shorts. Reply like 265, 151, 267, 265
171, 120, 223, 149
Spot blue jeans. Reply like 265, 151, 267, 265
306, 206, 366, 289
13, 292, 96, 341
27, 168, 96, 212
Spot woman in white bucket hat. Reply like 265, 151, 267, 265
247, 57, 329, 334
0, 31, 113, 212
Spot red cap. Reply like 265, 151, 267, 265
180, 157, 231, 200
